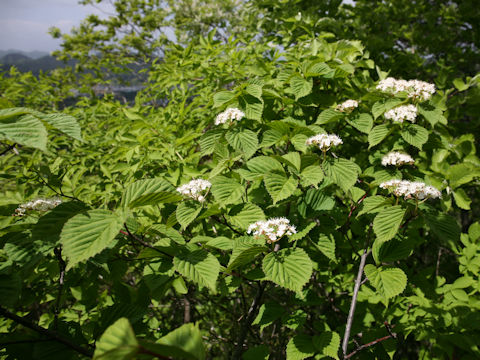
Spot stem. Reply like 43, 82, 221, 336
341, 247, 371, 357
0, 305, 93, 358
231, 283, 265, 359
345, 333, 396, 359
53, 247, 66, 330
122, 225, 173, 258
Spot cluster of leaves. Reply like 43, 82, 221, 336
1, 1, 480, 359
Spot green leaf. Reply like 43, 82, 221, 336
300, 165, 324, 187
400, 124, 429, 149
368, 124, 389, 148
323, 158, 360, 191
289, 222, 316, 242
286, 335, 315, 360
60, 209, 124, 270
227, 237, 268, 271
156, 323, 205, 360
282, 152, 302, 172
364, 265, 407, 299
453, 188, 471, 210
240, 95, 263, 121
213, 91, 235, 108
357, 196, 392, 217
424, 211, 460, 244
204, 237, 233, 250
0, 107, 36, 120
225, 128, 258, 158
264, 173, 298, 204
447, 163, 478, 188
210, 176, 244, 206
315, 234, 336, 260
304, 188, 335, 211
35, 113, 82, 141
316, 109, 343, 125
262, 248, 313, 293
372, 236, 413, 264
199, 129, 224, 156
226, 203, 265, 230
372, 98, 403, 119
93, 318, 138, 360
242, 345, 269, 360
252, 302, 285, 331
290, 76, 313, 100
174, 248, 220, 291
418, 104, 446, 127
348, 113, 373, 134
121, 178, 177, 208
0, 114, 47, 151
176, 201, 202, 229
453, 78, 469, 91
0, 273, 21, 307
373, 206, 405, 243
313, 331, 340, 359
245, 84, 263, 99
247, 156, 284, 177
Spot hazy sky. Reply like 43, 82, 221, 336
0, 0, 114, 52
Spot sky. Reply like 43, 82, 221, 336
0, 0, 114, 52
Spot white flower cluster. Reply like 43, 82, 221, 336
336, 99, 358, 112
306, 133, 343, 151
381, 152, 415, 167
376, 77, 435, 101
384, 105, 417, 123
247, 217, 297, 244
379, 180, 441, 200
214, 107, 245, 125
14, 197, 62, 216
176, 179, 212, 202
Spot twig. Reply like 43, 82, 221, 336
435, 247, 442, 277
0, 305, 93, 357
33, 168, 81, 202
341, 244, 371, 358
345, 333, 397, 359
138, 346, 172, 360
183, 296, 191, 323
0, 144, 16, 156
121, 225, 173, 258
232, 283, 266, 359
211, 215, 242, 235
53, 247, 66, 330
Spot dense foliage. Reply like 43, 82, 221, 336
1, 1, 479, 359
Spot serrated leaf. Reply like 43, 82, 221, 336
199, 129, 224, 156
0, 114, 47, 151
174, 248, 220, 291
282, 152, 301, 171
357, 196, 392, 217
304, 188, 335, 211
452, 188, 471, 210
316, 109, 343, 125
424, 211, 460, 243
210, 176, 244, 206
0, 273, 21, 307
252, 303, 285, 331
372, 236, 413, 264
247, 156, 284, 177
205, 237, 233, 250
401, 124, 429, 149
213, 91, 235, 108
176, 202, 202, 229
300, 165, 324, 187
60, 209, 124, 270
245, 84, 263, 99
225, 128, 258, 158
240, 94, 263, 121
93, 318, 138, 360
121, 178, 177, 208
368, 124, 390, 148
313, 331, 340, 359
35, 113, 82, 141
315, 234, 336, 260
418, 104, 446, 127
286, 335, 315, 360
373, 206, 406, 243
242, 345, 269, 360
156, 323, 205, 360
226, 203, 265, 230
323, 158, 360, 191
290, 76, 313, 100
227, 237, 267, 271
364, 265, 407, 299
264, 173, 298, 204
289, 222, 316, 242
348, 113, 373, 134
372, 98, 403, 119
262, 248, 313, 293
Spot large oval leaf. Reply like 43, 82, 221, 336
364, 265, 407, 299
373, 206, 406, 243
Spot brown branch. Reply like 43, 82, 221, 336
0, 305, 93, 357
345, 333, 397, 359
53, 247, 66, 330
121, 225, 173, 258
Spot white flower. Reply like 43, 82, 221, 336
381, 152, 415, 167
306, 133, 343, 151
384, 105, 417, 123
214, 107, 245, 125
336, 99, 358, 112
176, 179, 212, 202
14, 197, 62, 216
247, 217, 297, 244
376, 77, 435, 101
379, 180, 441, 200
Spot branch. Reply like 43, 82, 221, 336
211, 215, 242, 235
345, 333, 397, 359
0, 305, 93, 358
121, 225, 173, 258
0, 144, 16, 156
341, 246, 371, 358
53, 247, 66, 330
232, 283, 265, 359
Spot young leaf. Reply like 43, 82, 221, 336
174, 248, 220, 292
262, 248, 313, 293
60, 209, 125, 270
93, 318, 138, 360
364, 265, 407, 299
373, 206, 406, 243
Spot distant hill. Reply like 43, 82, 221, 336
0, 50, 49, 60
0, 53, 75, 75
